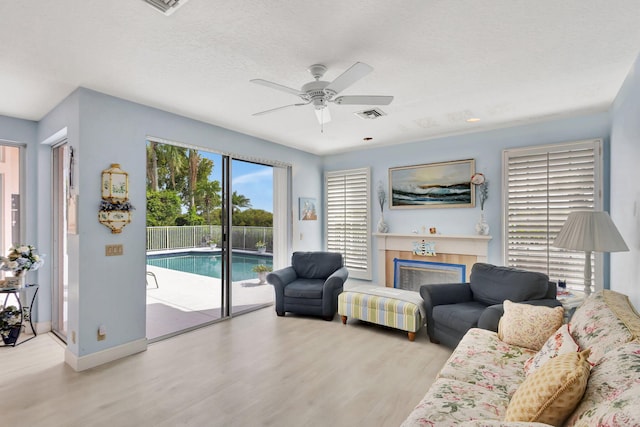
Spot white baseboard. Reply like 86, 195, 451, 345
65, 338, 147, 371
34, 321, 51, 335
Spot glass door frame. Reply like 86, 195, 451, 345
51, 141, 70, 341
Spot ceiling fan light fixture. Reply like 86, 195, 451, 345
250, 62, 393, 125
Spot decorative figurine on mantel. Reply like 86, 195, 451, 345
377, 181, 389, 233
471, 173, 489, 235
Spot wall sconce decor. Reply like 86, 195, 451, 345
98, 164, 134, 233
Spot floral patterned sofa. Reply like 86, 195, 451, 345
401, 290, 640, 426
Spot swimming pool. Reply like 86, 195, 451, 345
147, 252, 273, 282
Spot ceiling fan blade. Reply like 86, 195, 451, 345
324, 62, 373, 95
250, 79, 303, 97
252, 102, 309, 116
315, 107, 331, 124
333, 95, 394, 105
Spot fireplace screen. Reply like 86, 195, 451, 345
393, 259, 466, 292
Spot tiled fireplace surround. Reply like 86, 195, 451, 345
372, 233, 492, 288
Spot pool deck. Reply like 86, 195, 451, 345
146, 257, 274, 340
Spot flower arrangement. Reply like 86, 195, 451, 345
251, 264, 272, 273
255, 241, 266, 249
1, 244, 44, 277
471, 173, 489, 210
99, 200, 135, 211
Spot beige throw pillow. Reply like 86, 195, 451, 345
504, 349, 591, 426
498, 300, 564, 351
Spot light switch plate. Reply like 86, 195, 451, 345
105, 244, 123, 256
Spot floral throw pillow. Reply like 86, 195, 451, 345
524, 323, 580, 376
498, 300, 564, 351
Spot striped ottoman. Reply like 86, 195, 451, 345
338, 285, 424, 341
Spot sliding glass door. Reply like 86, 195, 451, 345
52, 142, 71, 341
145, 141, 276, 340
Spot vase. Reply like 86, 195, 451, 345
257, 271, 267, 285
2, 326, 21, 345
475, 213, 490, 236
377, 212, 389, 233
6, 274, 25, 289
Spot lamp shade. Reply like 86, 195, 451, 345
553, 211, 629, 252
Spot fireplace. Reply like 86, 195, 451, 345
373, 233, 491, 288
393, 259, 466, 292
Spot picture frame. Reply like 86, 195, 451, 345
299, 197, 317, 220
389, 159, 475, 209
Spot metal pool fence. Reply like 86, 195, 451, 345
146, 225, 273, 252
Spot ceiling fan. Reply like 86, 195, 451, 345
250, 62, 393, 124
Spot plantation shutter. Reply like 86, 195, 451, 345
503, 139, 602, 293
325, 168, 371, 280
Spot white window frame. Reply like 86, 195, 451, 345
502, 139, 603, 293
325, 167, 371, 280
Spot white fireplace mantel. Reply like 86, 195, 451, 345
372, 233, 492, 286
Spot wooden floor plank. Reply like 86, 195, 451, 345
0, 307, 451, 427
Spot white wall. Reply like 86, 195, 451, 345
610, 53, 640, 310
324, 113, 611, 285
35, 88, 323, 364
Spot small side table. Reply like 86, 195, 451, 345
0, 284, 39, 347
557, 289, 585, 323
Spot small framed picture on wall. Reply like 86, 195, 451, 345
299, 197, 317, 221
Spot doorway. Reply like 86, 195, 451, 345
145, 141, 275, 340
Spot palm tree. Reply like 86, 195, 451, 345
188, 149, 200, 210
231, 191, 252, 213
163, 145, 187, 191
146, 141, 159, 191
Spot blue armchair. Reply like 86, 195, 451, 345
267, 251, 349, 320
420, 263, 561, 348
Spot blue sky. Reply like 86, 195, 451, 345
201, 152, 273, 212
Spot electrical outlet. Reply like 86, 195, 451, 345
97, 325, 106, 341
105, 244, 123, 256
71, 331, 76, 344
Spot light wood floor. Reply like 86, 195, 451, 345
0, 307, 452, 427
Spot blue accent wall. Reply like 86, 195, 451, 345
325, 113, 610, 284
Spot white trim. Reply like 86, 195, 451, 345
40, 127, 68, 146
146, 135, 291, 168
65, 338, 147, 372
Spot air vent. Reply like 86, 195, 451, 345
142, 0, 189, 15
355, 108, 386, 120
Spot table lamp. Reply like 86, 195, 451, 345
553, 210, 629, 296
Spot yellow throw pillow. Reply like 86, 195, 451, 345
498, 300, 564, 351
504, 349, 591, 426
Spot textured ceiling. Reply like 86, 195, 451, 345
1, 1, 639, 155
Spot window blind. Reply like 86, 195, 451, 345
503, 140, 602, 293
325, 168, 371, 280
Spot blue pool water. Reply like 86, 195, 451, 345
147, 252, 273, 282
